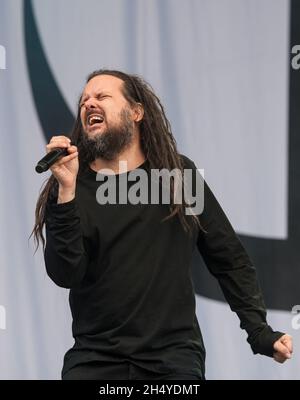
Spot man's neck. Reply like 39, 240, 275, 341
89, 142, 146, 175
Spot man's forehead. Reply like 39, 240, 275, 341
82, 75, 124, 96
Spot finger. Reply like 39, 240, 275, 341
50, 136, 71, 143
46, 141, 71, 153
278, 335, 293, 356
274, 348, 292, 361
50, 154, 78, 173
273, 340, 291, 357
274, 348, 291, 363
55, 151, 78, 166
66, 145, 78, 154
281, 335, 293, 353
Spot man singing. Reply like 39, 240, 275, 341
32, 69, 292, 380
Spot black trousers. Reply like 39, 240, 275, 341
62, 361, 203, 380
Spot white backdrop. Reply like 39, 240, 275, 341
0, 0, 298, 379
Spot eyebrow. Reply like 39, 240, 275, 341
80, 91, 110, 103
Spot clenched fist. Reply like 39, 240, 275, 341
273, 334, 293, 363
46, 136, 79, 203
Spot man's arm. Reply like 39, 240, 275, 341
190, 160, 291, 360
44, 196, 89, 289
43, 135, 88, 289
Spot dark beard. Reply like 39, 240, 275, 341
79, 108, 134, 162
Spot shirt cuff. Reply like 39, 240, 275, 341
47, 197, 76, 211
45, 198, 80, 228
248, 325, 285, 357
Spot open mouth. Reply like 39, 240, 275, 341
86, 113, 105, 128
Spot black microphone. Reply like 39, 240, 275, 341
35, 147, 69, 173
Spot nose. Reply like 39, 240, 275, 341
84, 97, 98, 110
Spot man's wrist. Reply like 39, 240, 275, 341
57, 186, 76, 204
247, 325, 285, 357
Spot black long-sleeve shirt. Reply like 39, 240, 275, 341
44, 154, 283, 378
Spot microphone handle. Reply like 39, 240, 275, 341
35, 147, 69, 174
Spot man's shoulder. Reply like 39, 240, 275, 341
179, 153, 197, 169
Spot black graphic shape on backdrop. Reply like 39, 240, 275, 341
192, 0, 300, 311
24, 0, 74, 142
24, 0, 299, 310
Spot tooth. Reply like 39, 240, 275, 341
88, 114, 103, 125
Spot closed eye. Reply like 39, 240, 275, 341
79, 93, 111, 107
96, 94, 110, 100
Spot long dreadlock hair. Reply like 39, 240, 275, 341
31, 69, 202, 251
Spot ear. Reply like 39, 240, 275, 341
132, 102, 144, 123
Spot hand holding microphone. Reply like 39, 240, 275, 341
35, 147, 69, 173
36, 136, 79, 203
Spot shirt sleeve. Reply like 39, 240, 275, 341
192, 162, 284, 357
44, 197, 89, 289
